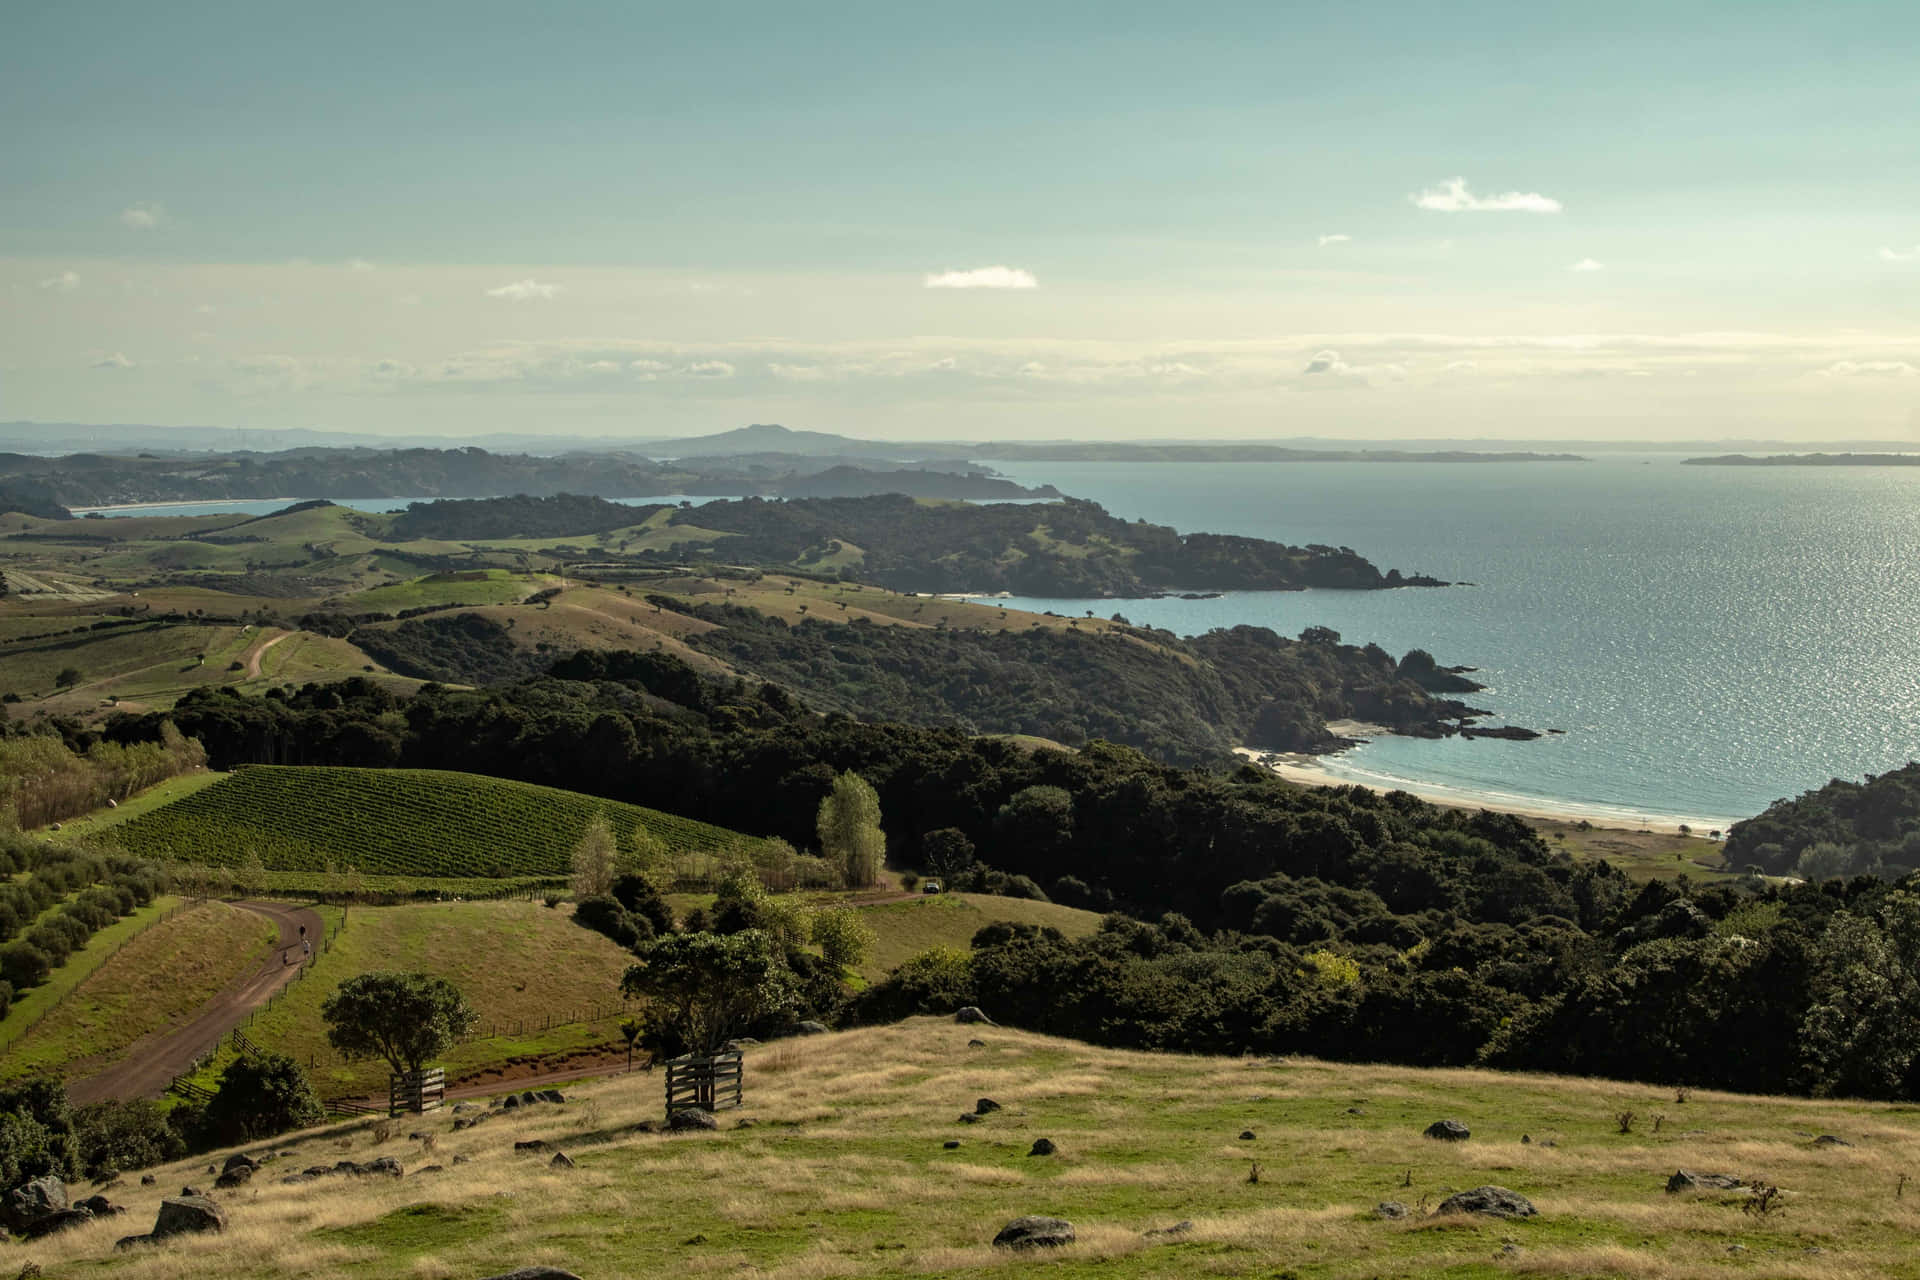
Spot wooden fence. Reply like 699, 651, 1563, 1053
389, 1067, 445, 1116
665, 1050, 743, 1117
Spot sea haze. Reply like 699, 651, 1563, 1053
983, 456, 1920, 828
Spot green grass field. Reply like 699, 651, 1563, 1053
222, 899, 637, 1095
0, 898, 275, 1081
855, 892, 1104, 981
335, 569, 550, 612
26, 1016, 1920, 1279
0, 895, 184, 1054
99, 765, 771, 879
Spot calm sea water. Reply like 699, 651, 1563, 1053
983, 457, 1920, 827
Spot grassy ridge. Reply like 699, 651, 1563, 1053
855, 892, 1103, 981
99, 765, 768, 878
25, 1018, 1920, 1278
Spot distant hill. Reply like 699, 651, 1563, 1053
1683, 453, 1920, 466
639, 422, 941, 459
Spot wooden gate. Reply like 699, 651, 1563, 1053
665, 1051, 742, 1116
389, 1067, 445, 1116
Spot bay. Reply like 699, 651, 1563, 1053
982, 457, 1920, 828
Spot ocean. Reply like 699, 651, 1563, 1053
980, 456, 1920, 828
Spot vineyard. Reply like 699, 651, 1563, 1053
99, 765, 770, 880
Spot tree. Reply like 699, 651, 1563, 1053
811, 904, 875, 971
571, 814, 617, 900
921, 828, 976, 882
199, 1052, 324, 1145
620, 930, 795, 1056
1800, 892, 1920, 1098
619, 1018, 644, 1072
321, 971, 477, 1078
619, 826, 669, 880
817, 771, 884, 888
54, 666, 81, 689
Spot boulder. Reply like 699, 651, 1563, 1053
975, 1098, 1002, 1115
954, 1006, 995, 1025
453, 1155, 472, 1166
139, 1175, 156, 1187
221, 1153, 258, 1176
540, 1090, 566, 1104
4, 1176, 70, 1234
453, 1102, 479, 1114
1814, 1135, 1853, 1148
943, 1141, 961, 1150
1028, 1138, 1057, 1157
1375, 1201, 1410, 1220
1666, 1170, 1744, 1193
992, 1215, 1075, 1249
77, 1194, 125, 1217
1423, 1120, 1471, 1142
514, 1140, 552, 1153
502, 1095, 520, 1109
669, 1108, 718, 1132
550, 1152, 575, 1170
1434, 1186, 1537, 1219
520, 1091, 539, 1106
180, 1185, 205, 1197
362, 1157, 403, 1178
476, 1270, 584, 1280
957, 1113, 981, 1124
1238, 1130, 1256, 1141
23, 1206, 95, 1237
152, 1195, 226, 1239
797, 1020, 829, 1035
214, 1165, 253, 1190
967, 1038, 986, 1048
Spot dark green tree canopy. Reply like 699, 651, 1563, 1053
321, 971, 477, 1076
621, 929, 795, 1056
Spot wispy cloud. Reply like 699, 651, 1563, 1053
1317, 233, 1351, 247
686, 360, 735, 378
1818, 359, 1918, 378
38, 270, 80, 291
92, 352, 134, 369
120, 202, 165, 229
1412, 177, 1562, 213
924, 265, 1038, 289
485, 279, 561, 300
348, 259, 376, 272
1569, 258, 1605, 272
1881, 245, 1920, 263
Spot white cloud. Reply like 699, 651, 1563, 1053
628, 359, 670, 378
584, 360, 622, 374
92, 352, 134, 369
686, 360, 735, 378
928, 357, 958, 371
484, 279, 561, 300
1881, 245, 1920, 263
1317, 233, 1351, 247
768, 363, 832, 381
1818, 360, 1919, 378
1017, 361, 1047, 376
1569, 258, 1605, 272
1411, 177, 1562, 213
38, 271, 79, 291
1303, 349, 1349, 375
348, 259, 376, 272
924, 265, 1039, 290
120, 202, 164, 229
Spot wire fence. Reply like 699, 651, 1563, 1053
0, 896, 199, 1058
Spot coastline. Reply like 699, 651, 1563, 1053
1234, 746, 1742, 838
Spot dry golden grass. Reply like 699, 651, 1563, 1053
20, 1020, 1920, 1279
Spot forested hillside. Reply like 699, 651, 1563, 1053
1725, 761, 1920, 880
90, 653, 1920, 1102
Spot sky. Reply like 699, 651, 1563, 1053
3, 0, 1918, 442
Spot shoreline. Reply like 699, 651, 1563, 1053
1234, 746, 1742, 838
69, 497, 307, 513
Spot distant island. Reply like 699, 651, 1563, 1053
0, 446, 1058, 510
1683, 453, 1920, 466
971, 443, 1587, 463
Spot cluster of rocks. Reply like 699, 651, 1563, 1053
499, 1088, 567, 1110
277, 1156, 402, 1185
2, 1176, 124, 1239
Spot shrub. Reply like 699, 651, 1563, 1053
811, 904, 876, 971
610, 872, 674, 937
852, 946, 975, 1023
574, 894, 644, 949
72, 1098, 185, 1178
198, 1052, 325, 1146
0, 940, 52, 988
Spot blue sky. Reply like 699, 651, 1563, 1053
4, 0, 1918, 439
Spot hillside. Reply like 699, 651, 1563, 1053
98, 766, 771, 879
22, 1018, 1920, 1278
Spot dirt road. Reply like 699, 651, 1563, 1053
68, 900, 323, 1105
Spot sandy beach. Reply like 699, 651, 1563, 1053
1234, 744, 1739, 839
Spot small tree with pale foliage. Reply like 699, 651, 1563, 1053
572, 814, 617, 900
811, 904, 875, 972
817, 771, 884, 888
618, 826, 669, 880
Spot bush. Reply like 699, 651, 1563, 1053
0, 978, 11, 1019
72, 1098, 185, 1178
852, 947, 975, 1023
811, 904, 876, 971
197, 1052, 324, 1146
0, 940, 52, 989
610, 872, 674, 937
573, 894, 644, 949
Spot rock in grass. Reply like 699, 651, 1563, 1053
1375, 1201, 1410, 1220
3, 1175, 71, 1234
1814, 1134, 1853, 1148
1434, 1186, 1536, 1219
549, 1152, 575, 1170
1238, 1130, 1256, 1141
955, 1006, 995, 1025
152, 1195, 226, 1239
797, 1020, 829, 1035
477, 1270, 585, 1280
975, 1098, 1002, 1115
993, 1215, 1075, 1248
514, 1140, 551, 1153
1423, 1120, 1470, 1141
669, 1108, 718, 1132
943, 1141, 961, 1150
1666, 1170, 1744, 1193
1028, 1138, 1057, 1157
1144, 1219, 1194, 1236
